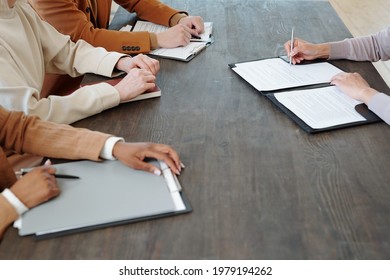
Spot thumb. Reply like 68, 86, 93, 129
40, 165, 57, 175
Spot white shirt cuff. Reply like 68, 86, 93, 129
100, 137, 124, 160
1, 188, 29, 216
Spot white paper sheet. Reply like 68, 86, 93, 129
132, 21, 213, 42
149, 42, 206, 60
274, 86, 365, 129
232, 58, 343, 91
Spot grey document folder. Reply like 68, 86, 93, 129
17, 160, 191, 239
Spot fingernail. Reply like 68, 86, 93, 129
154, 169, 161, 176
44, 159, 52, 165
180, 162, 185, 168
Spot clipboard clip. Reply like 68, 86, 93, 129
159, 161, 182, 192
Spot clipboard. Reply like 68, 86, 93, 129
229, 57, 382, 133
16, 160, 191, 239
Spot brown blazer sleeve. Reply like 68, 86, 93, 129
0, 107, 110, 162
29, 0, 185, 54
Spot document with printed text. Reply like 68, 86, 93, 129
274, 86, 365, 129
229, 57, 381, 132
124, 21, 213, 61
232, 57, 343, 91
132, 21, 213, 43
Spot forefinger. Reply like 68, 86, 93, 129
153, 144, 181, 169
143, 149, 181, 175
191, 19, 204, 33
135, 57, 159, 75
330, 72, 346, 84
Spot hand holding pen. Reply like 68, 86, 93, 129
10, 166, 61, 209
15, 169, 80, 179
179, 16, 205, 34
15, 163, 80, 179
284, 37, 331, 64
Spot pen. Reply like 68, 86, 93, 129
289, 27, 294, 65
191, 24, 201, 40
15, 170, 80, 179
192, 34, 202, 40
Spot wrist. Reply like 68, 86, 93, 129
115, 56, 132, 72
112, 141, 125, 160
317, 43, 331, 59
170, 12, 188, 26
360, 88, 377, 104
0, 194, 19, 238
1, 188, 29, 216
100, 137, 125, 160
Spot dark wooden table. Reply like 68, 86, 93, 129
2, 0, 390, 260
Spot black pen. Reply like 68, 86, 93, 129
191, 24, 202, 40
192, 34, 202, 40
15, 170, 80, 179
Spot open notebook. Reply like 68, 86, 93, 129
16, 160, 191, 239
123, 21, 214, 62
132, 21, 214, 43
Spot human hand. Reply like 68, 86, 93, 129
330, 72, 377, 104
112, 142, 183, 176
116, 54, 160, 75
10, 166, 60, 209
156, 24, 193, 48
114, 68, 156, 102
179, 16, 205, 35
284, 38, 330, 64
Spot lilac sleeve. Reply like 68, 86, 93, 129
329, 26, 390, 62
368, 92, 390, 125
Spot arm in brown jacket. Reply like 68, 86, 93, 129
29, 0, 187, 54
0, 106, 109, 239
0, 106, 182, 240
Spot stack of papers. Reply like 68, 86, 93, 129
230, 57, 381, 132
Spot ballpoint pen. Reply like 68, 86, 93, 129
191, 24, 202, 40
15, 169, 80, 179
192, 34, 202, 40
289, 27, 294, 65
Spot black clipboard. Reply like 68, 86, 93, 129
229, 57, 382, 133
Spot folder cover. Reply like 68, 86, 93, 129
17, 160, 191, 239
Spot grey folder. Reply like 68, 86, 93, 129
18, 160, 191, 239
